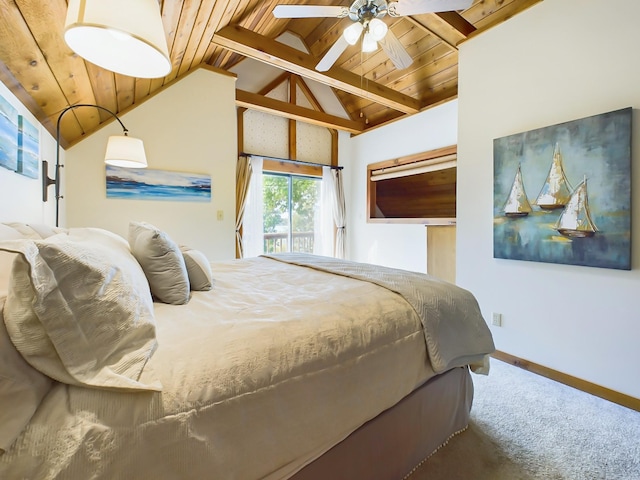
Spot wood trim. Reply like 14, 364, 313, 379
236, 89, 365, 134
212, 25, 421, 115
263, 159, 322, 177
491, 351, 640, 413
369, 145, 457, 171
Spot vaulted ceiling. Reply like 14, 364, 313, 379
0, 0, 541, 148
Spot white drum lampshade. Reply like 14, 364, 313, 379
104, 135, 148, 168
64, 0, 171, 78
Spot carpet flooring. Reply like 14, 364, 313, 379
409, 359, 640, 479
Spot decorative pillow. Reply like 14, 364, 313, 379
180, 246, 214, 291
128, 222, 190, 305
1, 228, 161, 392
0, 297, 53, 453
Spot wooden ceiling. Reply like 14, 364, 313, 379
0, 0, 540, 147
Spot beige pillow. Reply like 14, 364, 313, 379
181, 246, 214, 291
1, 228, 161, 392
129, 222, 190, 304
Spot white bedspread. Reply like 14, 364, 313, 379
0, 256, 493, 480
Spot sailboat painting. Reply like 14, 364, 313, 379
493, 107, 631, 270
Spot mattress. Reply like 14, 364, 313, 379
0, 254, 493, 479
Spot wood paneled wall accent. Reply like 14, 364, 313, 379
492, 351, 640, 413
426, 225, 456, 283
367, 145, 457, 224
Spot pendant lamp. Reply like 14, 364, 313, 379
64, 0, 171, 78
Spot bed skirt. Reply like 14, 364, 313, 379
291, 365, 473, 480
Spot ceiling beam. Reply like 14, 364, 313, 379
236, 89, 365, 134
213, 25, 421, 115
435, 11, 476, 37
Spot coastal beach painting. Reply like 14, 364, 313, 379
106, 166, 211, 202
493, 107, 631, 270
17, 115, 39, 179
0, 94, 18, 171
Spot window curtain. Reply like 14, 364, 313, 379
235, 156, 252, 258
314, 168, 334, 257
322, 166, 347, 259
242, 156, 264, 258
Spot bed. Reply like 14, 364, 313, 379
0, 222, 495, 480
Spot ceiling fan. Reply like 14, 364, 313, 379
273, 0, 473, 72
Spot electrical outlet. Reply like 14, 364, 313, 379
491, 312, 502, 327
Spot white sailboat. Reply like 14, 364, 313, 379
555, 176, 598, 238
503, 164, 532, 217
535, 143, 573, 209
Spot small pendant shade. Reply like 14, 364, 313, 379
64, 0, 171, 78
104, 135, 148, 169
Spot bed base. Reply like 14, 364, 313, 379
290, 365, 473, 480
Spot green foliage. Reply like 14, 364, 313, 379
263, 174, 320, 234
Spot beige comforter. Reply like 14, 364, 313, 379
0, 255, 493, 480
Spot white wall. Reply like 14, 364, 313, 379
0, 81, 57, 224
65, 68, 237, 261
458, 0, 640, 398
341, 100, 458, 272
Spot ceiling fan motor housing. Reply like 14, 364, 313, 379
348, 0, 388, 22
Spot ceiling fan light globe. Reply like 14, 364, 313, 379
362, 32, 378, 52
343, 22, 364, 45
368, 18, 388, 41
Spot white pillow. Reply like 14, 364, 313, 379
1, 228, 161, 392
0, 298, 53, 453
181, 246, 214, 291
129, 222, 190, 305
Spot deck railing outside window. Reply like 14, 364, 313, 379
264, 232, 314, 253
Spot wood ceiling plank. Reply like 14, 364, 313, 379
0, 58, 56, 139
115, 74, 135, 112
466, 0, 542, 36
13, 0, 102, 142
85, 63, 118, 119
164, 0, 201, 83
177, 0, 218, 76
0, 0, 78, 139
213, 25, 420, 114
134, 78, 152, 104
236, 89, 365, 133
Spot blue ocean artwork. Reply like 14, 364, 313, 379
106, 166, 211, 202
493, 107, 631, 270
17, 115, 39, 179
0, 95, 18, 171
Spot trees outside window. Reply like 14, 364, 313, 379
263, 173, 321, 253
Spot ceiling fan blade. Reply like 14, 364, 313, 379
273, 5, 349, 18
388, 0, 473, 17
378, 30, 413, 70
316, 35, 352, 72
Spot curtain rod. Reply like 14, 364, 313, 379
240, 152, 343, 170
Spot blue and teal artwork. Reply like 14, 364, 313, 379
17, 115, 39, 179
0, 94, 18, 171
493, 107, 631, 270
106, 166, 211, 202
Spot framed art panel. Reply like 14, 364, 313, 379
493, 107, 632, 270
106, 166, 211, 202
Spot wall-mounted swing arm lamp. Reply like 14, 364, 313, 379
43, 103, 148, 227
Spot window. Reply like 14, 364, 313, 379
262, 173, 322, 254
